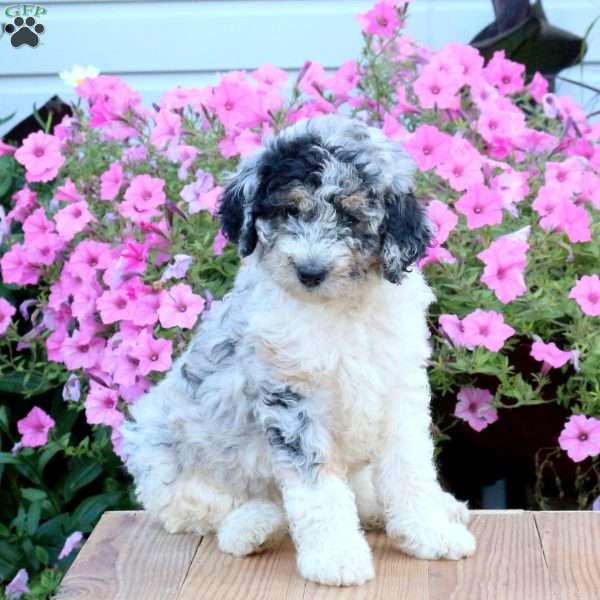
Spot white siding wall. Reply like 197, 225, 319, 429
1, 0, 599, 136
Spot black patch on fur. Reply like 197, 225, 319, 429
380, 192, 432, 283
254, 133, 327, 218
263, 386, 301, 408
210, 338, 237, 364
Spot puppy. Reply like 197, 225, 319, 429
122, 115, 475, 586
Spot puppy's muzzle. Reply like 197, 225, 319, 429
296, 263, 329, 288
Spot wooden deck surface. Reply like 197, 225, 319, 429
55, 510, 600, 600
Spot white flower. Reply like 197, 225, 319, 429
59, 64, 100, 88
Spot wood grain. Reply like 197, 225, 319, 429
55, 511, 202, 600
534, 511, 600, 600
57, 510, 600, 599
427, 512, 552, 600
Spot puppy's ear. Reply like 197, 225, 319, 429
380, 192, 432, 283
219, 162, 259, 257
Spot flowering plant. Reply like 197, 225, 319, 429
1, 1, 600, 596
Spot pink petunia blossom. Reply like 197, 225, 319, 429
58, 531, 83, 560
477, 236, 528, 303
85, 382, 123, 427
327, 60, 360, 98
5, 568, 29, 599
123, 174, 166, 212
455, 386, 498, 432
0, 298, 16, 335
252, 64, 288, 88
14, 131, 65, 183
529, 72, 549, 102
131, 332, 173, 375
455, 184, 503, 229
17, 406, 55, 448
483, 50, 525, 95
181, 171, 221, 214
100, 162, 124, 201
0, 244, 41, 285
357, 1, 402, 37
439, 314, 470, 348
530, 341, 572, 369
6, 187, 38, 223
55, 178, 83, 203
0, 140, 16, 156
427, 199, 458, 245
405, 125, 451, 171
158, 283, 205, 329
210, 79, 255, 129
569, 275, 600, 317
413, 67, 461, 110
462, 309, 515, 352
150, 108, 182, 150
418, 244, 456, 268
435, 138, 484, 191
558, 415, 600, 463
96, 288, 134, 324
213, 230, 228, 256
54, 201, 96, 241
60, 329, 105, 370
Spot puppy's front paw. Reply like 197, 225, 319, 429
437, 490, 470, 525
297, 534, 374, 586
388, 516, 476, 560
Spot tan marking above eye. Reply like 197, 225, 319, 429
338, 192, 369, 210
286, 187, 315, 212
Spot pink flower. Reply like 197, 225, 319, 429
0, 244, 41, 285
123, 174, 166, 211
413, 68, 461, 110
558, 415, 600, 463
0, 298, 16, 335
529, 72, 549, 102
131, 332, 173, 375
5, 568, 29, 599
439, 314, 470, 348
0, 140, 16, 156
357, 1, 401, 37
530, 341, 572, 369
6, 187, 38, 223
96, 289, 134, 324
60, 329, 105, 370
54, 201, 96, 241
418, 244, 456, 268
55, 178, 83, 203
213, 230, 228, 256
477, 236, 528, 303
252, 64, 288, 88
455, 387, 498, 432
462, 309, 515, 352
58, 531, 83, 560
405, 125, 451, 171
14, 131, 65, 183
158, 283, 205, 329
180, 171, 218, 214
17, 406, 55, 448
100, 162, 124, 201
210, 79, 254, 129
569, 275, 600, 317
427, 199, 457, 244
435, 138, 484, 191
455, 184, 503, 229
150, 109, 182, 150
327, 60, 359, 98
85, 382, 123, 427
483, 50, 525, 95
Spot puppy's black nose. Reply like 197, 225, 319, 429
296, 264, 328, 288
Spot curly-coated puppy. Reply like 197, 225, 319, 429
122, 115, 475, 586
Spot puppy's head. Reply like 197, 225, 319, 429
219, 116, 431, 299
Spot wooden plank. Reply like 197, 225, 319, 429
534, 511, 600, 600
55, 511, 202, 600
427, 512, 552, 600
177, 531, 429, 600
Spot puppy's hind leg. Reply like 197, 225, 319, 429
218, 500, 287, 556
349, 465, 385, 531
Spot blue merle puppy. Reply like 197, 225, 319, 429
122, 115, 475, 587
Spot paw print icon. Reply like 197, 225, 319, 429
3, 16, 45, 48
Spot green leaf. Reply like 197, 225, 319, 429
0, 110, 16, 126
27, 501, 42, 536
22, 488, 48, 503
60, 459, 103, 502
0, 370, 57, 396
0, 452, 20, 465
69, 491, 123, 533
